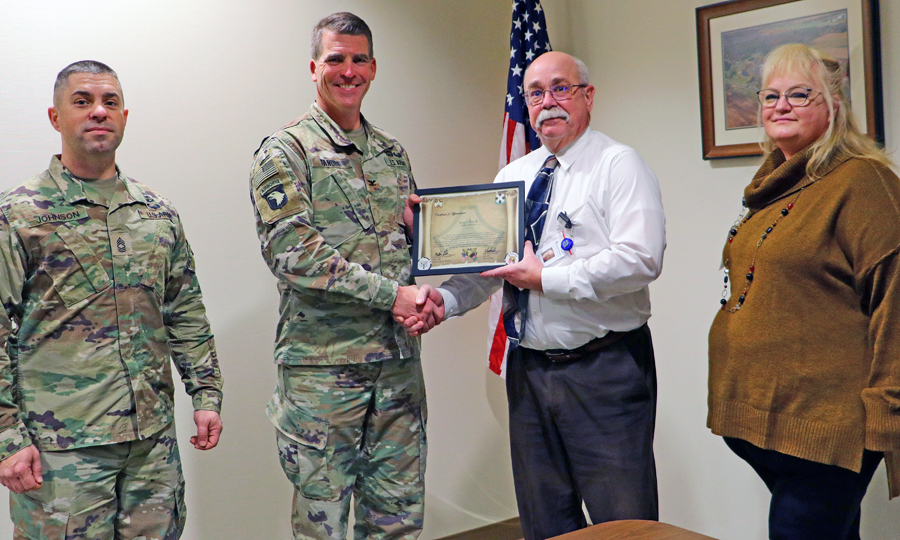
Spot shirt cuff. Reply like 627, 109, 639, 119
370, 277, 400, 312
540, 266, 570, 300
0, 422, 33, 462
192, 390, 223, 414
436, 288, 458, 320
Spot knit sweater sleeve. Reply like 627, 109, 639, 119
852, 162, 900, 452
861, 246, 900, 452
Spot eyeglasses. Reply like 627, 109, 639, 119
757, 87, 821, 108
525, 84, 588, 106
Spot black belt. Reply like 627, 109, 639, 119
537, 331, 628, 363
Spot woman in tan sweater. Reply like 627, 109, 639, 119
708, 44, 899, 540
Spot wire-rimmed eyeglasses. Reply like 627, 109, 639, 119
525, 84, 588, 106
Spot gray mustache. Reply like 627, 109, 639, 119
535, 107, 569, 129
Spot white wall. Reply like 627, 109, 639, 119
0, 1, 897, 539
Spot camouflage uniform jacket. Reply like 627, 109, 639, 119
0, 156, 223, 461
251, 103, 420, 365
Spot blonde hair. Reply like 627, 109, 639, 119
759, 44, 890, 178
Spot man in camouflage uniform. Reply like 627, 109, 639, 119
249, 12, 441, 540
0, 60, 224, 539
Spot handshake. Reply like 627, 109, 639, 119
393, 192, 444, 337
391, 284, 444, 337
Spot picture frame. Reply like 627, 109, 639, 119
412, 182, 525, 276
696, 0, 883, 159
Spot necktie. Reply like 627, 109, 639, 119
523, 155, 558, 248
503, 155, 558, 348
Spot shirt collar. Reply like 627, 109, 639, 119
308, 102, 394, 158
47, 155, 146, 207
551, 128, 590, 172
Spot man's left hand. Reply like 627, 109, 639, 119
403, 194, 422, 238
481, 241, 544, 291
191, 410, 223, 450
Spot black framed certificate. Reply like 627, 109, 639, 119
412, 182, 525, 276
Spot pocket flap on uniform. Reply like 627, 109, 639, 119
266, 390, 329, 451
54, 223, 111, 292
42, 224, 112, 308
324, 172, 373, 230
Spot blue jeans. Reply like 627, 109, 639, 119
724, 437, 883, 540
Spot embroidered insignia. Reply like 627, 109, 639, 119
138, 209, 174, 220
144, 195, 161, 210
252, 158, 278, 188
264, 185, 288, 210
112, 234, 133, 256
31, 210, 87, 227
252, 152, 303, 224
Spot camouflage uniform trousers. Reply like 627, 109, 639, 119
274, 357, 427, 540
10, 422, 185, 540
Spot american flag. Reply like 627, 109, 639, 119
488, 0, 552, 376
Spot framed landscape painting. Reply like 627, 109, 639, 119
696, 0, 882, 159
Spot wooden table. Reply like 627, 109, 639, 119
549, 520, 717, 540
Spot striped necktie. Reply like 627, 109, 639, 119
524, 155, 558, 247
503, 154, 558, 348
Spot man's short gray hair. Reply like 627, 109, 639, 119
53, 60, 120, 106
573, 57, 589, 85
524, 54, 591, 86
311, 12, 373, 60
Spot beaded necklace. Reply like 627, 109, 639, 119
720, 187, 807, 312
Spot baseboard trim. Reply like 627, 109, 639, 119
435, 517, 523, 540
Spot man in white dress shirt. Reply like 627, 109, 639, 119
403, 51, 666, 540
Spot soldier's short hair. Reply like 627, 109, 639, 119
53, 60, 121, 106
311, 12, 373, 60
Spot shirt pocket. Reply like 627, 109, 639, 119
42, 223, 112, 308
549, 201, 607, 261
311, 171, 373, 251
267, 389, 343, 501
369, 170, 407, 228
138, 221, 174, 301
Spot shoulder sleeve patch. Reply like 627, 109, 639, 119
252, 153, 305, 224
252, 156, 278, 189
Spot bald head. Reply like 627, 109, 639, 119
523, 52, 595, 153
524, 52, 589, 87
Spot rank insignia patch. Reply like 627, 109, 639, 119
144, 195, 161, 210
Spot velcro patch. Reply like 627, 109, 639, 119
254, 157, 304, 224
385, 158, 408, 168
311, 155, 351, 169
138, 209, 174, 221
31, 209, 87, 227
113, 233, 133, 256
260, 179, 288, 210
252, 157, 279, 189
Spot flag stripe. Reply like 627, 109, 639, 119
504, 115, 515, 164
487, 290, 508, 375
